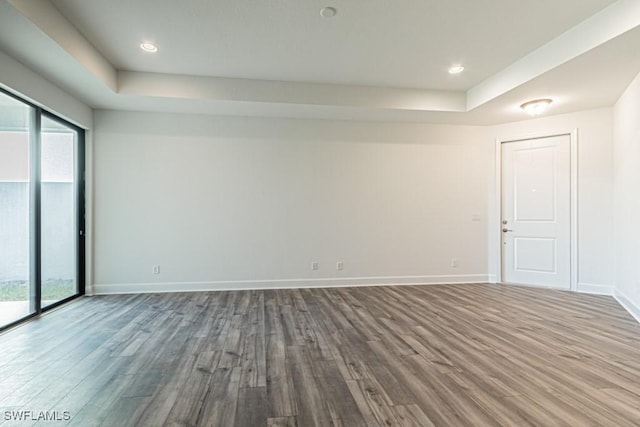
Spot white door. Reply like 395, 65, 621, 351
501, 135, 571, 289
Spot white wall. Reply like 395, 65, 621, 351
0, 132, 29, 181
613, 71, 640, 321
490, 108, 615, 293
0, 50, 92, 129
92, 111, 492, 293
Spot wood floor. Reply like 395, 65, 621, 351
1, 284, 640, 426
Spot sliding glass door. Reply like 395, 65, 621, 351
0, 89, 84, 330
0, 92, 34, 328
41, 115, 81, 307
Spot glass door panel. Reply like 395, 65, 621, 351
0, 92, 34, 327
40, 116, 78, 307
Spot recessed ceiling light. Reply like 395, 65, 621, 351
140, 42, 158, 53
320, 6, 337, 18
448, 65, 465, 74
520, 98, 553, 116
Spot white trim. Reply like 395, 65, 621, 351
499, 281, 571, 292
93, 274, 490, 295
613, 288, 640, 324
494, 130, 578, 291
84, 129, 94, 296
493, 139, 502, 283
570, 129, 579, 291
576, 283, 613, 295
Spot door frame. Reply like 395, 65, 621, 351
493, 129, 578, 290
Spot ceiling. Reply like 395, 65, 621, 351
0, 0, 639, 125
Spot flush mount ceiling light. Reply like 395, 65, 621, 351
520, 98, 553, 116
448, 65, 465, 74
140, 42, 158, 53
320, 6, 337, 18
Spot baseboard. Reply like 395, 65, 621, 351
613, 288, 640, 324
576, 282, 613, 295
93, 274, 490, 295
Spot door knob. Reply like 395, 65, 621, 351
502, 228, 513, 232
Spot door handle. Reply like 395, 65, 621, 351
502, 228, 513, 232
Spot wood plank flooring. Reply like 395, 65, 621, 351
1, 283, 640, 426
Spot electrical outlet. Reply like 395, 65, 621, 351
311, 261, 319, 271
152, 265, 160, 275
336, 261, 344, 271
